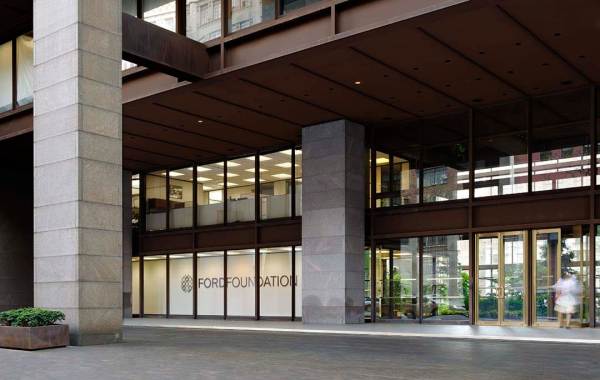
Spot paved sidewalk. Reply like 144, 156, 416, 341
125, 317, 600, 344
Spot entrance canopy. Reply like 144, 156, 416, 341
122, 0, 600, 172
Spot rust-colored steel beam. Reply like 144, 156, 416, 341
122, 13, 209, 81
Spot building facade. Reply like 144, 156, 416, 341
1, 0, 600, 344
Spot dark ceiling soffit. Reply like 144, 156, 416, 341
122, 13, 208, 82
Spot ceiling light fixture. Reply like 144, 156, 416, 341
354, 81, 362, 85
197, 177, 212, 182
197, 166, 212, 172
271, 173, 292, 179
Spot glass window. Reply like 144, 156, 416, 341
364, 247, 372, 320
259, 247, 292, 317
260, 150, 292, 220
532, 89, 591, 191
197, 162, 225, 226
122, 60, 137, 71
0, 40, 12, 113
132, 257, 140, 315
475, 101, 528, 197
132, 174, 140, 225
169, 253, 194, 316
374, 150, 420, 207
227, 157, 255, 223
146, 171, 167, 231
16, 34, 33, 107
281, 0, 321, 14
187, 0, 222, 43
422, 235, 470, 321
422, 114, 469, 203
294, 148, 302, 216
376, 238, 419, 320
123, 0, 138, 16
143, 255, 167, 315
197, 251, 225, 316
228, 0, 275, 33
227, 249, 255, 317
294, 246, 302, 318
169, 168, 194, 229
144, 0, 177, 32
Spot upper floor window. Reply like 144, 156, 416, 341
144, 0, 177, 32
186, 0, 222, 43
228, 0, 275, 33
0, 33, 33, 115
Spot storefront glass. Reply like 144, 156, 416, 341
16, 34, 33, 106
295, 148, 302, 216
187, 0, 222, 42
227, 249, 255, 317
229, 0, 275, 33
132, 257, 140, 315
474, 101, 528, 197
197, 162, 225, 226
423, 235, 470, 321
376, 239, 419, 320
143, 255, 167, 315
227, 157, 255, 223
169, 253, 194, 316
259, 247, 292, 317
169, 168, 194, 229
197, 251, 225, 316
143, 0, 177, 31
0, 40, 12, 113
374, 150, 419, 207
260, 151, 292, 220
146, 171, 167, 231
132, 174, 140, 225
532, 89, 591, 191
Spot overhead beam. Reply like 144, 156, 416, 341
122, 13, 209, 81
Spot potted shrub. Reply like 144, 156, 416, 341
0, 308, 69, 350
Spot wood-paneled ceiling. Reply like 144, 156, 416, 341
123, 0, 600, 172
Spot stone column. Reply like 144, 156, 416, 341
33, 0, 123, 345
302, 120, 365, 324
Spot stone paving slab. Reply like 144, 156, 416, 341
124, 318, 600, 344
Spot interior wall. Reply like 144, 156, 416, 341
0, 133, 32, 311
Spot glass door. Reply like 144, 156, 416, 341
533, 229, 561, 326
476, 232, 527, 326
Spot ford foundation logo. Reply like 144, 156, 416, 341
181, 274, 193, 293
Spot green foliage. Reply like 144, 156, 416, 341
0, 308, 65, 327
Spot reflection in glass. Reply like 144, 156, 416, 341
0, 40, 12, 113
295, 247, 302, 317
169, 253, 194, 315
187, 0, 222, 42
364, 248, 372, 320
376, 239, 419, 320
503, 234, 525, 322
144, 0, 177, 31
143, 255, 167, 315
260, 247, 292, 317
132, 174, 140, 225
229, 0, 275, 33
423, 145, 469, 202
197, 162, 225, 226
423, 235, 470, 321
16, 35, 33, 106
534, 230, 560, 324
474, 101, 528, 197
123, 0, 138, 16
374, 151, 419, 207
227, 249, 255, 317
146, 171, 167, 231
197, 251, 224, 316
169, 168, 194, 229
260, 150, 292, 220
295, 149, 302, 216
227, 157, 255, 223
477, 236, 499, 321
532, 89, 590, 191
281, 0, 321, 14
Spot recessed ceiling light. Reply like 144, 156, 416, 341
354, 81, 362, 85
225, 182, 238, 186
276, 162, 297, 168
217, 173, 239, 177
197, 177, 212, 182
165, 171, 184, 177
218, 161, 240, 167
245, 168, 268, 173
197, 166, 212, 172
272, 173, 292, 179
243, 178, 265, 183
202, 185, 214, 190
197, 120, 204, 123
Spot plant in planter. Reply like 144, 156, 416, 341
0, 308, 69, 350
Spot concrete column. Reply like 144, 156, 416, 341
122, 171, 132, 318
33, 0, 123, 345
302, 120, 365, 324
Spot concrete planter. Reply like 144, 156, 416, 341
0, 324, 69, 350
